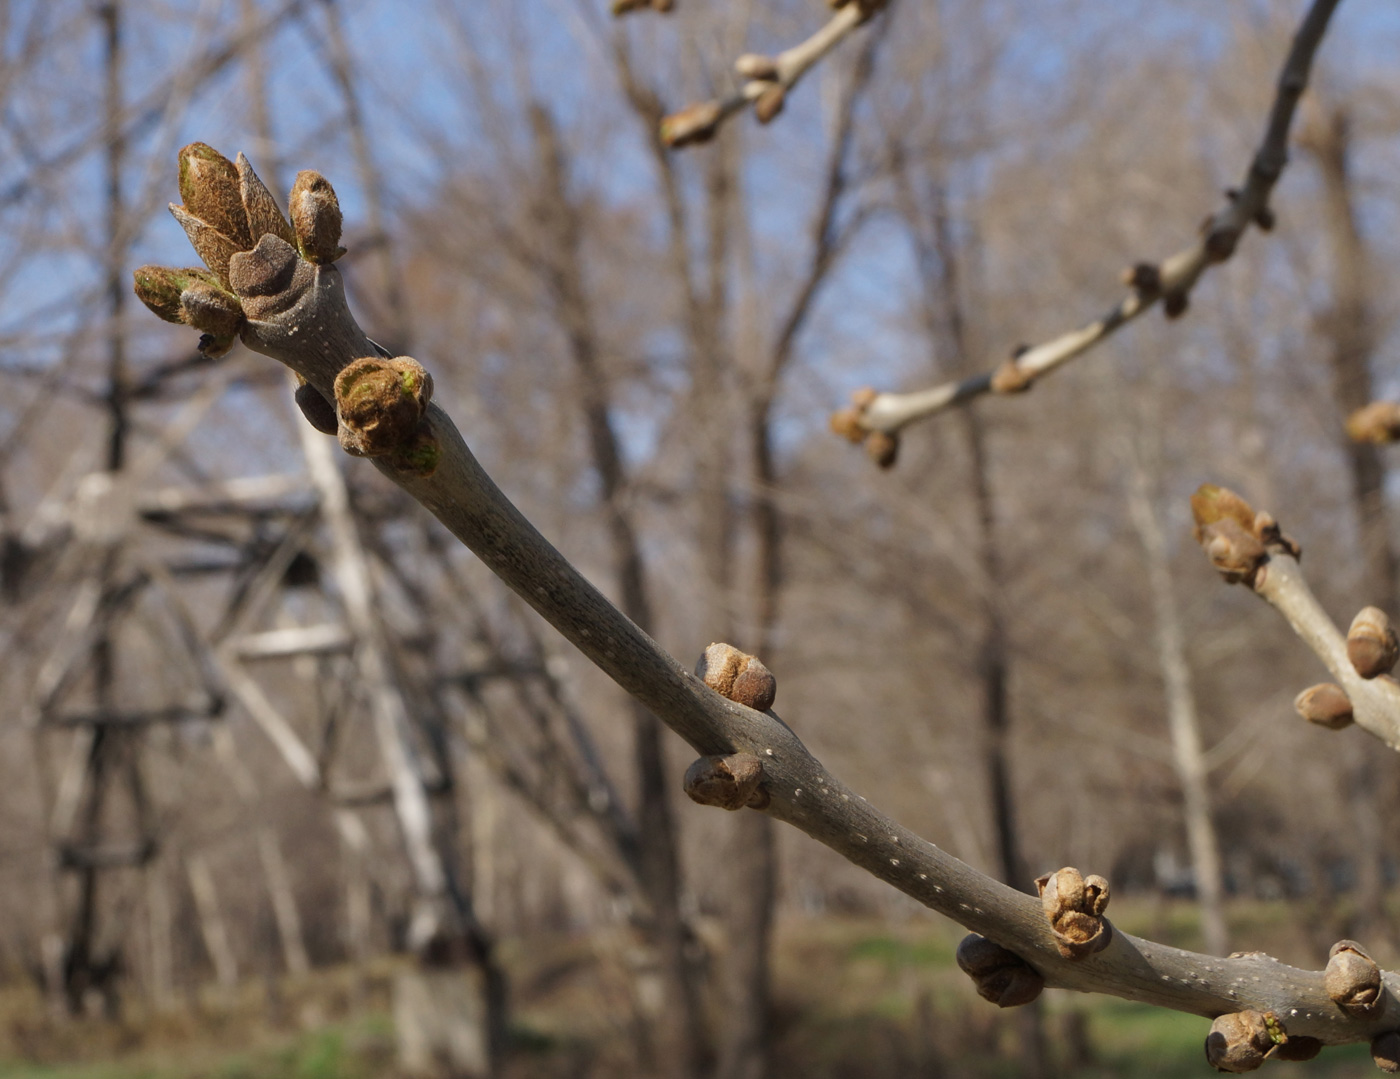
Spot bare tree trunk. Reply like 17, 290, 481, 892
1301, 102, 1394, 943
1122, 450, 1230, 956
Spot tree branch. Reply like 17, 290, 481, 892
134, 143, 1400, 1060
660, 0, 886, 148
830, 0, 1342, 465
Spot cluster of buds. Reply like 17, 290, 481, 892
1035, 866, 1111, 959
1293, 608, 1398, 732
1120, 260, 1188, 319
1205, 1010, 1319, 1072
735, 54, 787, 125
133, 143, 346, 359
830, 387, 899, 469
954, 933, 1044, 1008
1190, 484, 1299, 588
1347, 401, 1400, 445
683, 644, 779, 810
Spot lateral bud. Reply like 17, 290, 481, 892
696, 643, 777, 712
294, 377, 339, 435
1326, 940, 1384, 1017
1348, 607, 1400, 679
1035, 867, 1111, 959
754, 84, 786, 125
954, 934, 1044, 1008
683, 753, 768, 810
1204, 1010, 1283, 1073
1374, 1031, 1400, 1074
236, 153, 296, 248
289, 170, 346, 264
661, 102, 723, 148
333, 355, 433, 458
1294, 683, 1354, 730
864, 430, 898, 470
132, 265, 218, 324
1348, 401, 1400, 445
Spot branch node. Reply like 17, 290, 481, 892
1121, 262, 1162, 295
1035, 866, 1111, 959
954, 934, 1044, 1008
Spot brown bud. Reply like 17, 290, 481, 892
1204, 1011, 1279, 1073
990, 358, 1033, 394
236, 153, 296, 248
178, 142, 252, 249
736, 53, 780, 81
179, 281, 244, 340
294, 378, 339, 435
830, 408, 866, 444
1374, 1031, 1400, 1073
1190, 484, 1257, 535
1326, 940, 1384, 1017
1199, 519, 1268, 585
169, 203, 242, 285
1122, 262, 1161, 294
864, 430, 898, 470
1253, 205, 1276, 232
1035, 867, 1111, 959
660, 102, 723, 148
955, 934, 1044, 1008
133, 265, 217, 324
1163, 291, 1189, 319
1349, 607, 1399, 679
696, 643, 777, 712
683, 753, 767, 810
1347, 402, 1400, 445
850, 386, 878, 409
755, 84, 786, 125
289, 170, 346, 264
1294, 683, 1354, 730
333, 355, 433, 458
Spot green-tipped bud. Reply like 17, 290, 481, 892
169, 203, 241, 284
289, 170, 345, 264
178, 143, 252, 250
133, 265, 224, 324
236, 153, 296, 247
179, 281, 244, 339
1190, 484, 1256, 534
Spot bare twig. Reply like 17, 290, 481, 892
831, 0, 1342, 461
661, 1, 885, 148
134, 147, 1400, 1057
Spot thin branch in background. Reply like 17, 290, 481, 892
660, 0, 887, 148
830, 0, 1341, 466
